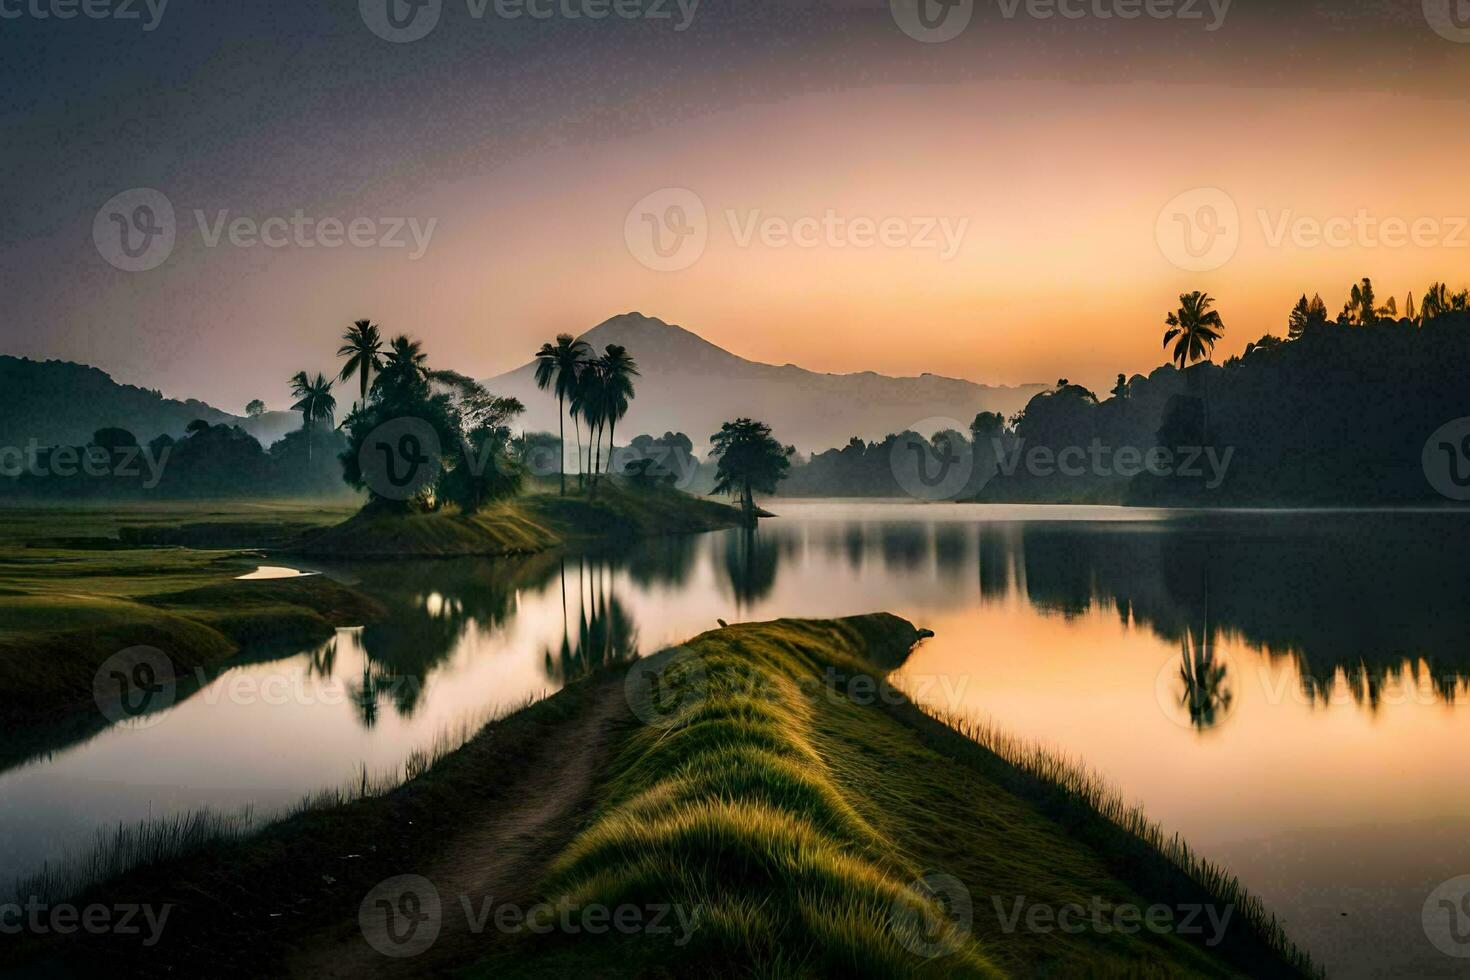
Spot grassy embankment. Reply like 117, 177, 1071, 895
294, 482, 752, 559
474, 615, 1314, 978
0, 499, 379, 737
7, 614, 1316, 978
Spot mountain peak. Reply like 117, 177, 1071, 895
488, 312, 1046, 451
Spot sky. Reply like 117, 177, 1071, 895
5, 0, 1470, 414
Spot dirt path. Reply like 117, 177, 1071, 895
287, 679, 629, 978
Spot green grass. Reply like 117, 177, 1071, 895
475, 616, 1316, 978
0, 503, 383, 730
297, 482, 748, 558
0, 612, 1317, 978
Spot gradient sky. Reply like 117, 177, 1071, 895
6, 0, 1470, 414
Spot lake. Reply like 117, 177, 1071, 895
4, 501, 1468, 977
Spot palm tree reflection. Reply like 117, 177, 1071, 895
543, 557, 640, 684
1177, 627, 1232, 730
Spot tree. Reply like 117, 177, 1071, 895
1163, 291, 1225, 370
245, 399, 266, 418
337, 319, 385, 410
969, 411, 1004, 440
289, 371, 336, 463
709, 418, 793, 525
380, 335, 430, 387
533, 334, 591, 495
440, 385, 525, 513
1110, 374, 1129, 400
1342, 278, 1394, 326
1287, 293, 1328, 340
1163, 291, 1225, 443
596, 344, 638, 482
1422, 282, 1453, 323
572, 361, 605, 491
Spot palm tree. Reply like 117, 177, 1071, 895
337, 319, 384, 410
1163, 291, 1225, 443
574, 361, 608, 491
1422, 282, 1448, 322
597, 344, 639, 480
1163, 291, 1225, 370
383, 334, 429, 383
533, 334, 591, 495
289, 371, 337, 462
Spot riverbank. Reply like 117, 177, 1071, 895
1, 614, 1316, 978
0, 542, 384, 745
292, 484, 754, 559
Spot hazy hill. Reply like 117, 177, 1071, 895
0, 356, 299, 449
485, 314, 1046, 452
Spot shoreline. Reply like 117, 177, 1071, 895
0, 614, 1317, 978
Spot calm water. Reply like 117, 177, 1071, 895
5, 502, 1470, 977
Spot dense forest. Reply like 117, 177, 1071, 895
781, 283, 1470, 505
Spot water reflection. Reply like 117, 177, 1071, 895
292, 511, 1470, 729
6, 503, 1467, 977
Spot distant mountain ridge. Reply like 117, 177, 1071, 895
486, 313, 1046, 452
0, 356, 298, 449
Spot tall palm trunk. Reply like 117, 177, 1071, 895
606, 417, 617, 478
557, 394, 566, 495
593, 421, 604, 489
573, 415, 584, 492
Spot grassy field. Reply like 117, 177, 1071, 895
0, 485, 739, 734
4, 615, 1315, 978
296, 483, 750, 558
0, 499, 379, 740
